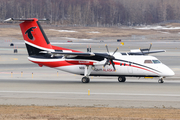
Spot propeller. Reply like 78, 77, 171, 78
103, 45, 119, 71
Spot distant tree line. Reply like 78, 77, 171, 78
1, 0, 180, 26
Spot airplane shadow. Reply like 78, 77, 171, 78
0, 79, 178, 85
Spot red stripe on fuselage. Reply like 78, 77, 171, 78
30, 58, 159, 75
29, 60, 74, 67
65, 60, 95, 65
114, 61, 159, 75
131, 65, 159, 75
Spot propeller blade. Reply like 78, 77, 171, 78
110, 59, 116, 71
112, 47, 119, 55
139, 48, 144, 55
103, 58, 110, 68
105, 44, 109, 53
148, 43, 152, 52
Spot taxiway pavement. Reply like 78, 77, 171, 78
0, 39, 180, 108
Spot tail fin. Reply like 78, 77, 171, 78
5, 18, 81, 55
18, 18, 54, 56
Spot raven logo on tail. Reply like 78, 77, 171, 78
25, 27, 37, 40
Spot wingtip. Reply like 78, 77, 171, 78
4, 18, 49, 22
4, 18, 13, 22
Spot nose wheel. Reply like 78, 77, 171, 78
158, 78, 164, 83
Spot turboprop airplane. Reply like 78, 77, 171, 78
5, 18, 175, 83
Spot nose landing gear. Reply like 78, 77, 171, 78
158, 77, 164, 83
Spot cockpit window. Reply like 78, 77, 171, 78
152, 60, 161, 64
144, 60, 153, 64
144, 60, 161, 64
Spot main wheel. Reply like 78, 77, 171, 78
81, 77, 90, 83
118, 76, 126, 82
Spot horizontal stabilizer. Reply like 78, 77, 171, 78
4, 18, 49, 22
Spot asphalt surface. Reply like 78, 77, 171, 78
0, 39, 180, 108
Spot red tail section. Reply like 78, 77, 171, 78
20, 18, 54, 53
5, 18, 82, 56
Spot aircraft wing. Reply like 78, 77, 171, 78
52, 52, 113, 59
40, 51, 95, 56
128, 50, 166, 55
40, 51, 113, 60
52, 51, 95, 56
143, 50, 166, 54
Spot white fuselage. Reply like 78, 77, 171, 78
29, 52, 174, 78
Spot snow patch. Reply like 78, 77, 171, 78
89, 31, 100, 33
136, 26, 180, 30
157, 31, 170, 34
62, 37, 93, 41
49, 29, 77, 32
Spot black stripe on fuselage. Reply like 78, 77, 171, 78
67, 56, 161, 74
65, 56, 161, 74
114, 59, 161, 73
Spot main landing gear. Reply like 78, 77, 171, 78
118, 76, 126, 82
158, 77, 164, 83
81, 65, 93, 83
81, 77, 90, 83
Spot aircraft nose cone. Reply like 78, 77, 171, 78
161, 65, 175, 77
168, 69, 175, 76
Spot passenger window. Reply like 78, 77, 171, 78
152, 60, 161, 64
144, 60, 153, 64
